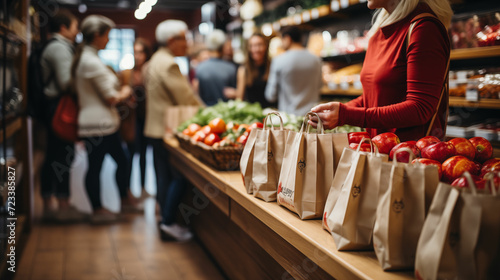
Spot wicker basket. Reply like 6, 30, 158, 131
175, 133, 243, 171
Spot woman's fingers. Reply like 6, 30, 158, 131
311, 102, 334, 112
308, 120, 319, 129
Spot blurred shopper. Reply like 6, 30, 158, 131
39, 9, 85, 222
73, 15, 137, 223
119, 38, 153, 201
265, 26, 322, 116
145, 20, 202, 241
310, 0, 452, 141
188, 47, 210, 87
232, 33, 276, 109
195, 29, 237, 106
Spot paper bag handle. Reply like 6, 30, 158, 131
300, 112, 324, 134
392, 147, 416, 165
264, 112, 284, 130
483, 172, 498, 196
356, 137, 380, 155
462, 172, 479, 195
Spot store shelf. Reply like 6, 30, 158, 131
322, 51, 366, 63
448, 97, 500, 109
0, 117, 22, 144
321, 86, 363, 96
450, 46, 500, 60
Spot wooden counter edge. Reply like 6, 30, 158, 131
164, 138, 413, 280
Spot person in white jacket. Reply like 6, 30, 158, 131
73, 15, 138, 223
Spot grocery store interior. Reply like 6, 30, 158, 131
2, 0, 500, 279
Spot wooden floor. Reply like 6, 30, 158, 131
13, 141, 225, 280
14, 208, 225, 280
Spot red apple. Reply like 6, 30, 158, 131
349, 143, 372, 152
412, 158, 443, 179
447, 138, 475, 160
451, 174, 485, 190
390, 142, 420, 163
480, 158, 500, 177
421, 142, 456, 163
372, 132, 400, 155
416, 136, 440, 151
442, 156, 480, 183
469, 137, 493, 163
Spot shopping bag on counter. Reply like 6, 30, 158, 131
415, 172, 500, 280
164, 105, 199, 138
240, 129, 259, 194
373, 148, 440, 270
277, 112, 336, 220
252, 112, 288, 202
327, 139, 388, 250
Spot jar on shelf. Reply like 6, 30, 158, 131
478, 74, 500, 99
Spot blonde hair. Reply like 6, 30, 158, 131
368, 0, 453, 36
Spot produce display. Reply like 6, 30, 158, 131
178, 100, 363, 148
347, 132, 497, 185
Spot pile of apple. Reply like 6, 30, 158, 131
182, 117, 263, 148
348, 132, 499, 189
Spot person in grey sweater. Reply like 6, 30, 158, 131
39, 9, 85, 222
195, 29, 237, 106
265, 26, 322, 116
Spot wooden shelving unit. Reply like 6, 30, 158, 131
448, 97, 500, 110
321, 86, 363, 96
0, 117, 22, 144
450, 46, 500, 61
322, 50, 366, 63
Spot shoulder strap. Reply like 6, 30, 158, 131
406, 12, 450, 137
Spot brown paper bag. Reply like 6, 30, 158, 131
164, 105, 200, 138
373, 148, 440, 270
252, 112, 288, 202
416, 173, 500, 280
328, 139, 389, 250
277, 112, 336, 220
240, 128, 259, 194
415, 182, 461, 280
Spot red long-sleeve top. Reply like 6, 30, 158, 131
339, 3, 450, 141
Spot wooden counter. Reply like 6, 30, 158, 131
165, 139, 413, 280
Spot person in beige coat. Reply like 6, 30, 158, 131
144, 19, 203, 241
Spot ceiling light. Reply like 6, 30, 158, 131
134, 9, 146, 20
145, 0, 158, 6
240, 0, 263, 21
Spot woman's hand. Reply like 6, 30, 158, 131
223, 87, 237, 99
309, 102, 340, 130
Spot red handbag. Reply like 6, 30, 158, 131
52, 94, 79, 142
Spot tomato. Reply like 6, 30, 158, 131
201, 125, 212, 135
192, 131, 206, 142
209, 118, 226, 134
204, 133, 221, 146
249, 122, 264, 130
187, 123, 201, 135
238, 124, 250, 134
219, 139, 232, 147
182, 128, 191, 136
237, 134, 248, 145
226, 122, 239, 131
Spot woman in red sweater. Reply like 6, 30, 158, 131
310, 0, 453, 141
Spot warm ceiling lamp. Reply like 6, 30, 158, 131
240, 0, 263, 21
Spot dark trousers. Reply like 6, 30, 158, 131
40, 125, 74, 199
126, 118, 149, 189
150, 138, 186, 225
82, 132, 130, 210
40, 97, 74, 199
